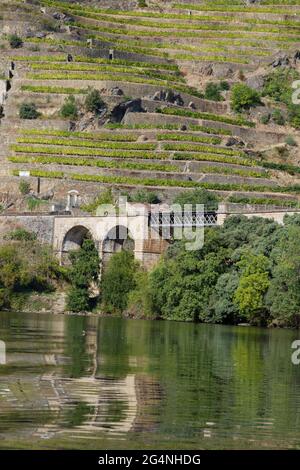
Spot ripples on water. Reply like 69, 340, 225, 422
0, 312, 300, 449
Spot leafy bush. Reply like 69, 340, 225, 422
19, 102, 40, 119
81, 188, 114, 214
260, 113, 270, 125
0, 241, 64, 309
204, 82, 224, 101
231, 83, 262, 112
84, 88, 105, 114
173, 188, 219, 211
127, 190, 161, 204
272, 109, 285, 126
67, 238, 100, 312
101, 251, 139, 314
4, 228, 37, 241
8, 34, 23, 48
285, 135, 297, 147
19, 180, 31, 195
60, 95, 78, 120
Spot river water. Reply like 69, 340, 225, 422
0, 312, 300, 449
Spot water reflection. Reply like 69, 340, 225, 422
0, 312, 300, 449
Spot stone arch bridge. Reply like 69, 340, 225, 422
53, 203, 300, 269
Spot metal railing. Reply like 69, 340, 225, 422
150, 211, 218, 228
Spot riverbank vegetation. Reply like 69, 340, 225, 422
98, 189, 300, 328
0, 231, 66, 310
1, 196, 300, 328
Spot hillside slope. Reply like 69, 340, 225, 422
1, 0, 300, 208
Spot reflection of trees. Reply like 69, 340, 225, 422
1, 312, 300, 448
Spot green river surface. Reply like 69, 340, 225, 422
0, 311, 300, 450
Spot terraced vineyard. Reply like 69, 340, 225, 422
1, 0, 300, 206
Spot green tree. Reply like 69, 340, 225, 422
19, 102, 40, 119
85, 89, 105, 114
231, 83, 261, 112
60, 95, 78, 120
101, 250, 138, 314
234, 252, 270, 324
8, 34, 23, 48
67, 238, 100, 312
266, 222, 300, 327
204, 82, 223, 101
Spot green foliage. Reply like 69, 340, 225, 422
19, 179, 31, 195
126, 215, 300, 326
260, 113, 270, 125
67, 238, 100, 312
26, 197, 44, 211
0, 241, 63, 309
60, 95, 78, 120
101, 251, 138, 314
173, 188, 219, 211
285, 135, 297, 146
84, 88, 105, 114
231, 83, 262, 112
234, 252, 270, 323
81, 189, 114, 214
262, 68, 300, 129
67, 287, 90, 312
8, 34, 23, 48
4, 228, 37, 241
204, 82, 224, 101
127, 190, 161, 204
19, 102, 40, 119
272, 108, 285, 125
266, 222, 300, 327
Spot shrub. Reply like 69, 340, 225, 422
260, 113, 270, 125
84, 88, 105, 114
128, 190, 161, 204
272, 109, 285, 126
67, 287, 90, 312
231, 83, 262, 112
67, 238, 100, 312
19, 102, 40, 119
219, 81, 230, 91
81, 188, 114, 214
8, 34, 23, 48
19, 180, 31, 195
173, 188, 219, 211
4, 228, 37, 241
285, 135, 297, 147
27, 197, 43, 211
204, 82, 223, 101
60, 95, 78, 120
101, 251, 138, 314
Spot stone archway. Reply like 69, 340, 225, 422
61, 225, 94, 264
102, 225, 135, 267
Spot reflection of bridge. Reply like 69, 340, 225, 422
53, 202, 300, 269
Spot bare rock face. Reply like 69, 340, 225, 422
213, 64, 234, 79
226, 137, 245, 147
150, 90, 184, 106
110, 98, 146, 123
246, 75, 265, 91
271, 55, 290, 68
109, 86, 124, 96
